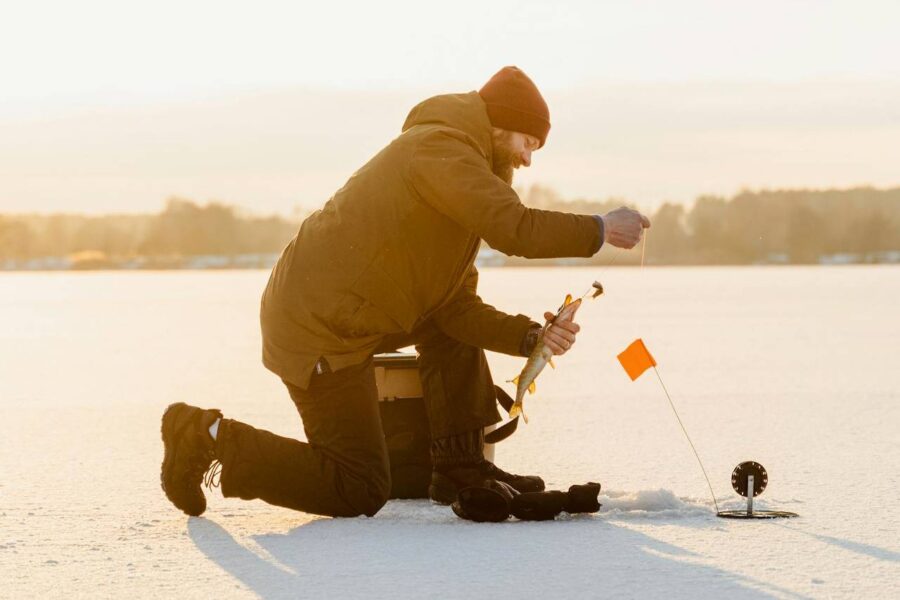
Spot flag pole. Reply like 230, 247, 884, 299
652, 366, 720, 513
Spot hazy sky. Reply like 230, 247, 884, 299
2, 0, 899, 214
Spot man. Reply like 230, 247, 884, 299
160, 66, 650, 518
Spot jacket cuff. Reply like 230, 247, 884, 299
592, 215, 605, 254
518, 322, 543, 357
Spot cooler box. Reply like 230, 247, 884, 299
375, 352, 499, 499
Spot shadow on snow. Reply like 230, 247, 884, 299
188, 501, 810, 600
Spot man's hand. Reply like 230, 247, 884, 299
542, 300, 581, 356
601, 207, 651, 249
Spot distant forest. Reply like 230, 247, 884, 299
519, 185, 900, 266
0, 199, 299, 269
1, 186, 898, 268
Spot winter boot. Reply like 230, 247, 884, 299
160, 402, 223, 516
429, 428, 545, 504
484, 461, 545, 495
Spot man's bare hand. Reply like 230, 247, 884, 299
542, 300, 581, 356
601, 207, 651, 249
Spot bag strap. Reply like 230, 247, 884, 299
484, 386, 519, 444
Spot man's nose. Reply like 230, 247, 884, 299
520, 149, 532, 167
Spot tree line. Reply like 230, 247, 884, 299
516, 185, 900, 265
1, 187, 898, 267
0, 198, 301, 265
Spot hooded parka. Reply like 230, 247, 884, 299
261, 91, 602, 389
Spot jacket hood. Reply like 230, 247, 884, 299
401, 92, 493, 161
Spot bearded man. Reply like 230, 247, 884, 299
160, 66, 650, 518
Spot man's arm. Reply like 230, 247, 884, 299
430, 265, 538, 357
407, 131, 603, 259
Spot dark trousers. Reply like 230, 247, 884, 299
215, 324, 501, 517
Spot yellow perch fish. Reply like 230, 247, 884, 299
508, 294, 582, 423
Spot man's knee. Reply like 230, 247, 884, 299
358, 478, 392, 517
339, 468, 392, 517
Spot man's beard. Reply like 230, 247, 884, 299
491, 131, 520, 185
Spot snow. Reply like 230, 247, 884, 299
2, 267, 898, 599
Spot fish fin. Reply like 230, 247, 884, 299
548, 358, 556, 369
528, 381, 536, 394
509, 376, 520, 386
509, 403, 528, 424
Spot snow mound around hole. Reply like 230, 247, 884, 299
599, 489, 713, 518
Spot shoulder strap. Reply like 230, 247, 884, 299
484, 386, 519, 444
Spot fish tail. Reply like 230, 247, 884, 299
508, 402, 521, 419
508, 402, 528, 424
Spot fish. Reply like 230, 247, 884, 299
508, 294, 582, 423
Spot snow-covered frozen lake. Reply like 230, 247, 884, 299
2, 266, 898, 598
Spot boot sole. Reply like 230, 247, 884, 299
428, 472, 460, 505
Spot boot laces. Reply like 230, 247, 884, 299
203, 459, 222, 490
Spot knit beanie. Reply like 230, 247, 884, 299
478, 66, 551, 148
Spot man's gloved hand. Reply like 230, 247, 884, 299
600, 207, 651, 249
509, 482, 603, 521
564, 482, 602, 513
451, 481, 603, 522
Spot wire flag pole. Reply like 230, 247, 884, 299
652, 366, 720, 513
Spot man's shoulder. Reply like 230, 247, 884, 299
401, 124, 489, 162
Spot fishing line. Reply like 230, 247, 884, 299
640, 228, 647, 269
576, 248, 623, 301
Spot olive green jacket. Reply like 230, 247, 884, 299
261, 91, 602, 389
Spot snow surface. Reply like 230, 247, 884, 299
2, 267, 899, 598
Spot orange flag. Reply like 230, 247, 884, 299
617, 338, 657, 381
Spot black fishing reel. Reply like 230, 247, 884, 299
716, 461, 798, 519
